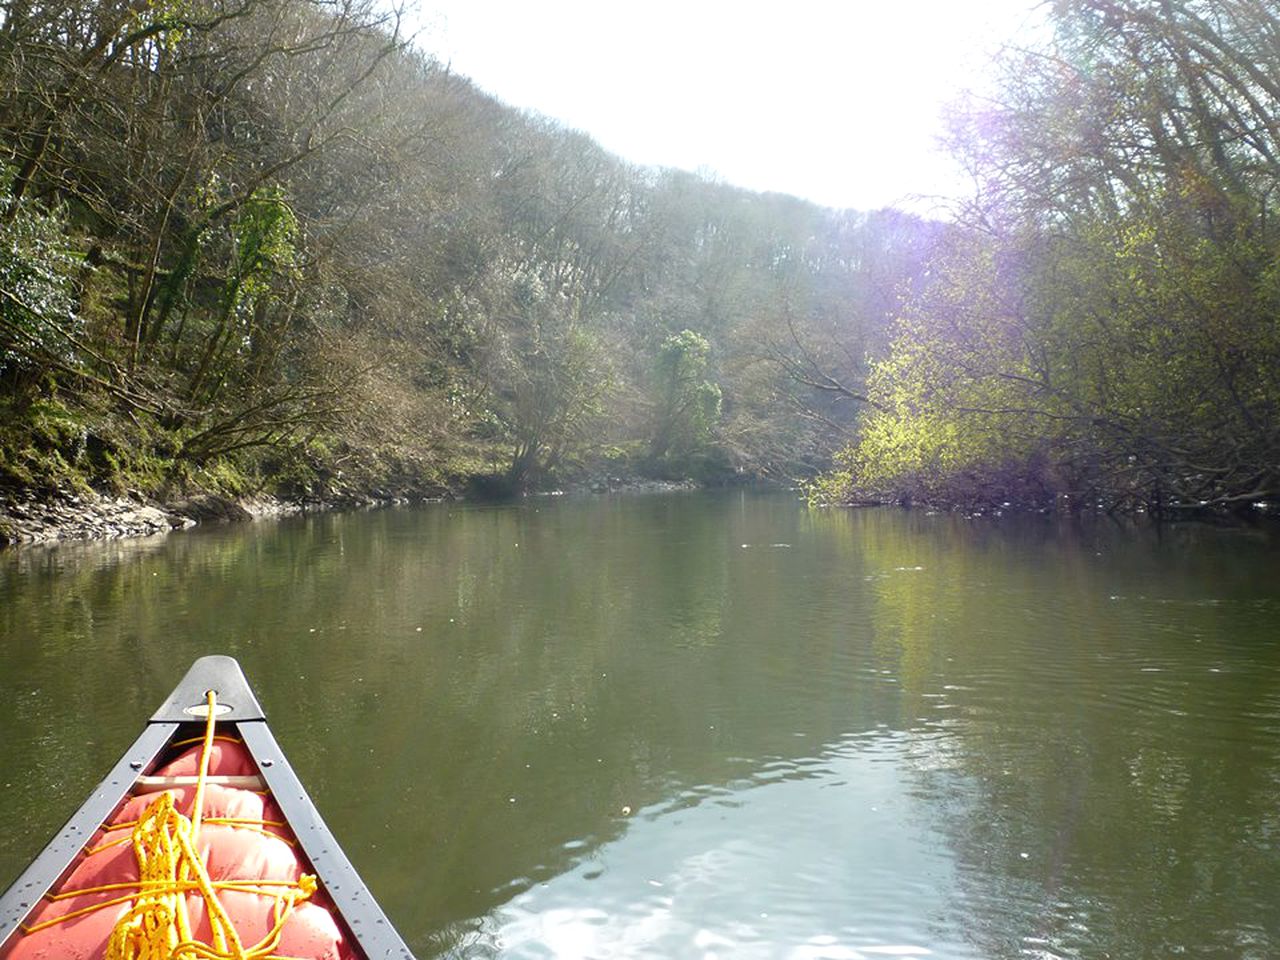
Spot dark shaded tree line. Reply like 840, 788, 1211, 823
0, 0, 936, 501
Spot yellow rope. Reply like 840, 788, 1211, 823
104, 819, 290, 834
24, 882, 312, 932
23, 690, 318, 960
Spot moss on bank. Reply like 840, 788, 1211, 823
0, 393, 462, 514
0, 392, 721, 539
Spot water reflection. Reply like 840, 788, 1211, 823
484, 730, 976, 960
2, 494, 1279, 959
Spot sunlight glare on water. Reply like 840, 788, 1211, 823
487, 732, 972, 960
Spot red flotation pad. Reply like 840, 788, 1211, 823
1, 742, 358, 960
155, 740, 259, 779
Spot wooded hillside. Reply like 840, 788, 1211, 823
0, 0, 936, 504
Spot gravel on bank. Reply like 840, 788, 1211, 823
0, 492, 277, 545
0, 477, 708, 547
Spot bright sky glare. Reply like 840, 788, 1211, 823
414, 1, 1044, 213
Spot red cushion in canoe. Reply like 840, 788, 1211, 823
1, 776, 356, 960
154, 740, 258, 778
113, 784, 289, 841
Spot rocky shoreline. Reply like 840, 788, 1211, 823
0, 478, 704, 547
0, 490, 429, 547
0, 492, 274, 545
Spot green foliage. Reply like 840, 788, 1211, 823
195, 458, 255, 498
0, 175, 81, 379
0, 397, 90, 493
649, 329, 722, 469
478, 270, 616, 489
228, 186, 300, 312
139, 0, 195, 51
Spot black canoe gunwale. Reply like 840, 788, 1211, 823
0, 655, 415, 959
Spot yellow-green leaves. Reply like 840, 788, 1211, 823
228, 186, 300, 312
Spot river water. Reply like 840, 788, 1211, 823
1, 492, 1279, 959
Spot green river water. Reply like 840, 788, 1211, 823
1, 491, 1279, 959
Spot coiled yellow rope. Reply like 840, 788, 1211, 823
23, 691, 317, 960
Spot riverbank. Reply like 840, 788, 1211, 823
0, 395, 730, 546
0, 490, 360, 545
818, 492, 1279, 523
0, 477, 707, 546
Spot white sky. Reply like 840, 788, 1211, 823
411, 1, 1045, 213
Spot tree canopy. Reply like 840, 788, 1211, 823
815, 0, 1280, 515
